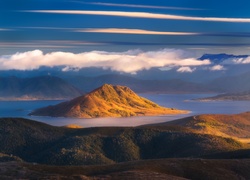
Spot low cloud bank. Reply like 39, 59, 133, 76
0, 49, 211, 73
233, 57, 250, 64
209, 65, 225, 71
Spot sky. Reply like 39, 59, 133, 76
1, 0, 250, 73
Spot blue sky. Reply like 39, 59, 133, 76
1, 0, 250, 55
1, 0, 250, 75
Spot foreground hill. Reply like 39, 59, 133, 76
153, 112, 250, 143
1, 159, 250, 179
30, 84, 188, 118
196, 91, 250, 101
0, 117, 247, 166
0, 76, 82, 100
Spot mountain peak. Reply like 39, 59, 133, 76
30, 84, 188, 118
90, 84, 136, 101
97, 84, 132, 92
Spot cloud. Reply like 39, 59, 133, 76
28, 10, 250, 23
0, 49, 210, 73
0, 28, 11, 31
84, 2, 201, 10
233, 57, 250, 64
209, 65, 225, 71
0, 41, 107, 49
177, 67, 196, 73
76, 28, 199, 35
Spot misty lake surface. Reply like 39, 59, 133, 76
0, 94, 250, 127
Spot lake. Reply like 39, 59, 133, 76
0, 94, 250, 127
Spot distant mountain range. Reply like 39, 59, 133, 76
0, 76, 82, 100
66, 74, 212, 93
196, 91, 250, 101
67, 71, 250, 94
199, 53, 248, 64
1, 72, 250, 101
1, 71, 250, 100
208, 71, 250, 93
30, 84, 188, 118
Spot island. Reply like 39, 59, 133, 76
30, 84, 188, 118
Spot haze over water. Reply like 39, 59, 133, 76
1, 94, 250, 127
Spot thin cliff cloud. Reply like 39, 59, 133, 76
76, 28, 199, 35
82, 2, 202, 10
28, 10, 250, 23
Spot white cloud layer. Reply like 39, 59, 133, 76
177, 67, 196, 73
0, 49, 211, 73
233, 57, 250, 64
29, 10, 250, 23
76, 28, 198, 35
209, 65, 225, 71
0, 28, 10, 31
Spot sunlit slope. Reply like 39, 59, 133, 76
30, 84, 188, 118
162, 112, 250, 142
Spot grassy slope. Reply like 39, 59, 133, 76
158, 112, 250, 143
0, 117, 248, 166
30, 84, 188, 118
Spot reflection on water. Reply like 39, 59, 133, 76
1, 94, 250, 127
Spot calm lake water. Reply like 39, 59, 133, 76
0, 94, 250, 127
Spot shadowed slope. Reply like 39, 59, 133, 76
0, 76, 82, 100
30, 84, 188, 118
17, 159, 250, 180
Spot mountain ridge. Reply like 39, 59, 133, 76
196, 91, 250, 101
0, 76, 83, 100
66, 74, 212, 93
